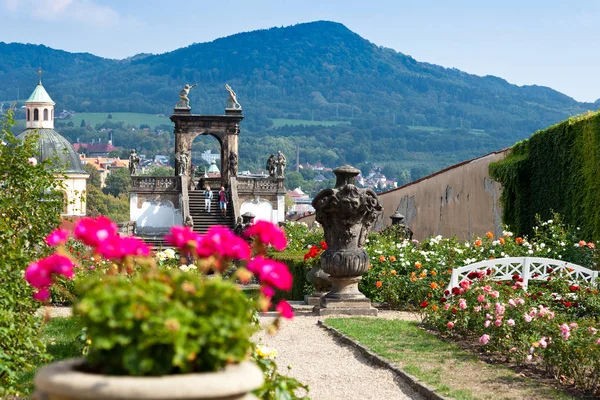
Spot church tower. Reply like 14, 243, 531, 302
18, 71, 89, 216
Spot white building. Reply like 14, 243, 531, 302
17, 78, 89, 216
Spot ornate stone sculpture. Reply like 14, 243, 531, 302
386, 211, 413, 240
266, 154, 276, 177
176, 84, 197, 108
128, 149, 140, 176
228, 151, 238, 176
275, 151, 286, 178
225, 84, 242, 110
233, 212, 255, 238
312, 165, 383, 316
176, 151, 189, 176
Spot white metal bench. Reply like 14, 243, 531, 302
447, 257, 598, 291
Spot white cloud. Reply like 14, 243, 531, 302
3, 0, 121, 27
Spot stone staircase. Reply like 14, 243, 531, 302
188, 190, 235, 234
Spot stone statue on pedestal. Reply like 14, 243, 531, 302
176, 151, 189, 176
266, 154, 275, 177
275, 151, 286, 178
129, 149, 140, 176
176, 84, 197, 108
225, 84, 242, 110
229, 151, 238, 176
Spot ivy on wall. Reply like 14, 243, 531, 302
490, 111, 600, 241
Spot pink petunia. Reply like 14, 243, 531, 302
275, 300, 294, 319
45, 228, 69, 246
244, 220, 288, 251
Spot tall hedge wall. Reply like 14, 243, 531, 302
489, 111, 600, 240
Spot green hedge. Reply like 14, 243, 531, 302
490, 111, 600, 240
269, 251, 308, 302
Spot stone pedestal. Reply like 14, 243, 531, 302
313, 277, 378, 316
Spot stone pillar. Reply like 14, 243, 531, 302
312, 165, 383, 316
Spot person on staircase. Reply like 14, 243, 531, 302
204, 185, 213, 214
219, 186, 228, 217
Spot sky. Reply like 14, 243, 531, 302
2, 0, 600, 102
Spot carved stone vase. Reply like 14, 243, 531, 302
311, 165, 383, 316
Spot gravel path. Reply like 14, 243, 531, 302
255, 311, 424, 400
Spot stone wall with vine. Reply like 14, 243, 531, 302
489, 111, 600, 240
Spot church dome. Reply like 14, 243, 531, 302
17, 128, 87, 175
208, 159, 220, 174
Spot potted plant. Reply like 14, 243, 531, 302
26, 216, 297, 399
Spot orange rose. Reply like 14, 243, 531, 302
411, 277, 417, 282
486, 231, 494, 239
415, 261, 422, 269
389, 255, 397, 262
432, 304, 439, 311
431, 270, 437, 276
515, 237, 523, 245
489, 256, 495, 260
381, 271, 386, 276
427, 292, 433, 298
410, 271, 416, 277
499, 238, 505, 245
430, 282, 438, 289
420, 271, 427, 278
376, 281, 382, 288
475, 239, 482, 247
390, 270, 397, 276
379, 255, 386, 262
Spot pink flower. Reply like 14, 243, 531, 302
479, 334, 490, 344
247, 256, 293, 291
96, 236, 150, 260
526, 355, 533, 361
507, 319, 515, 326
459, 280, 471, 290
490, 291, 500, 299
447, 321, 454, 329
482, 285, 492, 293
33, 287, 50, 301
486, 313, 493, 320
28, 157, 37, 166
244, 220, 287, 251
539, 337, 548, 348
260, 286, 275, 298
516, 298, 525, 306
508, 299, 516, 308
458, 298, 467, 310
196, 226, 251, 261
495, 319, 502, 327
588, 327, 598, 334
25, 261, 52, 288
484, 302, 491, 309
596, 338, 600, 345
509, 347, 517, 352
275, 300, 294, 319
477, 294, 486, 303
523, 314, 533, 323
165, 226, 199, 251
74, 216, 118, 248
484, 320, 491, 328
495, 302, 505, 316
569, 322, 578, 329
473, 306, 482, 312
45, 228, 69, 246
560, 323, 570, 341
443, 303, 450, 310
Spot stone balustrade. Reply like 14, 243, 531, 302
236, 177, 285, 194
131, 176, 182, 192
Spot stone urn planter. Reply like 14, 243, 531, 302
32, 358, 263, 400
304, 262, 331, 305
311, 165, 383, 316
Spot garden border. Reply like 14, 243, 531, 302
317, 320, 451, 400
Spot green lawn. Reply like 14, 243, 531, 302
269, 118, 350, 128
325, 318, 574, 400
15, 317, 82, 395
63, 112, 172, 129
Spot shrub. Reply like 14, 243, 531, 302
0, 110, 64, 395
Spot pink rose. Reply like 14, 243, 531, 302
447, 321, 454, 329
479, 334, 490, 344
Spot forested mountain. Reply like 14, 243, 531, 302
1, 21, 594, 134
1, 21, 597, 186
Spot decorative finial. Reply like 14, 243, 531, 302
38, 67, 43, 85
